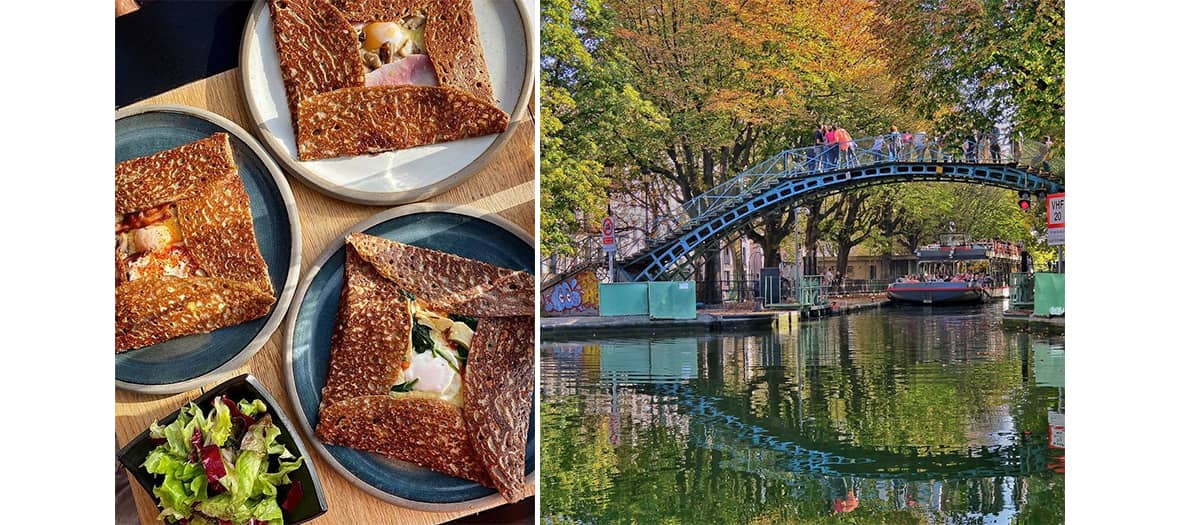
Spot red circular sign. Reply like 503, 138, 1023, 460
602, 216, 616, 245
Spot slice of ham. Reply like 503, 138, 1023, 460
364, 55, 439, 88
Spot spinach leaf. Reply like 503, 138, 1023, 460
411, 320, 433, 353
398, 288, 417, 301
447, 314, 479, 330
390, 378, 418, 393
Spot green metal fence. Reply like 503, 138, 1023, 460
1010, 273, 1035, 309
799, 275, 828, 307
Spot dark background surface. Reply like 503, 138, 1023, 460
116, 0, 253, 107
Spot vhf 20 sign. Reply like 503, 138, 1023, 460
1046, 193, 1064, 246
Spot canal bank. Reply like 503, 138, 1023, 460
1002, 310, 1066, 336
541, 311, 778, 338
542, 295, 891, 338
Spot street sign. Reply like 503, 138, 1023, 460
1046, 192, 1064, 246
602, 216, 617, 253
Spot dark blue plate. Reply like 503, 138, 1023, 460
115, 105, 301, 394
284, 205, 535, 510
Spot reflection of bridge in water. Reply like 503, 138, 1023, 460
549, 324, 1056, 483
649, 380, 1050, 482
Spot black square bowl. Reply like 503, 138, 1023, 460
118, 374, 328, 524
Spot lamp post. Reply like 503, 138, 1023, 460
794, 206, 805, 304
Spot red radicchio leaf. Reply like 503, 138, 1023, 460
280, 480, 304, 512
199, 444, 227, 490
220, 395, 256, 428
188, 427, 203, 463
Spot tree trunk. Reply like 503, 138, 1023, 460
730, 239, 746, 301
703, 247, 721, 305
832, 192, 870, 281
836, 242, 853, 282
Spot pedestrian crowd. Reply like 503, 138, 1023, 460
805, 123, 1056, 172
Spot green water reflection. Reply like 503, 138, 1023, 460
541, 304, 1064, 524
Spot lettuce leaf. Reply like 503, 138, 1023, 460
143, 398, 300, 525
238, 399, 268, 418
251, 498, 285, 523
207, 397, 234, 447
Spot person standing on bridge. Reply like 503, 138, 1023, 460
835, 125, 854, 168
1040, 136, 1054, 171
991, 125, 1003, 161
913, 130, 928, 162
889, 125, 901, 160
966, 131, 978, 162
1012, 130, 1024, 164
824, 125, 839, 170
870, 134, 885, 161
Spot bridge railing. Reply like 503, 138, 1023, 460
541, 235, 603, 288
649, 134, 1063, 256
826, 279, 893, 296
542, 228, 655, 288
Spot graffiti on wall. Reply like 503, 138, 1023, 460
543, 271, 600, 316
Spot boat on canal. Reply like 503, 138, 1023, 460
887, 234, 1020, 305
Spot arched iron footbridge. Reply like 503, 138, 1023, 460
597, 136, 1064, 282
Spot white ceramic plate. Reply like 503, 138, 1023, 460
240, 0, 535, 205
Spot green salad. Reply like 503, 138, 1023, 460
142, 396, 305, 525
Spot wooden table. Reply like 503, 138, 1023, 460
115, 69, 535, 525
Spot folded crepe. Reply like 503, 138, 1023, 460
115, 133, 275, 352
268, 0, 510, 160
315, 233, 533, 502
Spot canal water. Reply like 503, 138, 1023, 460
541, 303, 1064, 524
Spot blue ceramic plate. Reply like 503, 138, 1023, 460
284, 205, 535, 510
115, 105, 301, 394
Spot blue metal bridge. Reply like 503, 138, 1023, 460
544, 135, 1063, 287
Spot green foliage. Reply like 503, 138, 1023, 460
541, 0, 670, 255
876, 0, 1065, 142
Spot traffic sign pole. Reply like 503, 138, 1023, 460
602, 214, 616, 282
